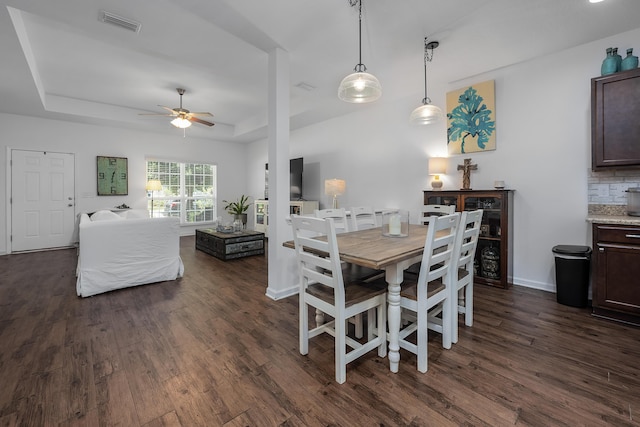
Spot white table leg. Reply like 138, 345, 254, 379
386, 264, 404, 373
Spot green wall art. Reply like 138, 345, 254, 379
447, 80, 496, 155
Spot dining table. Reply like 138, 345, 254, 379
284, 224, 430, 373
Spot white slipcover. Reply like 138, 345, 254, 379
76, 213, 184, 297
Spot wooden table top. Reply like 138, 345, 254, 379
283, 225, 428, 270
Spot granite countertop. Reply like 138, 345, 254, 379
586, 214, 640, 225
587, 204, 640, 225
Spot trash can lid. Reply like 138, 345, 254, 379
552, 245, 592, 256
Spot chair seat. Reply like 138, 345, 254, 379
399, 279, 445, 300
307, 277, 387, 307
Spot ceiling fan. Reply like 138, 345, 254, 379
140, 88, 214, 129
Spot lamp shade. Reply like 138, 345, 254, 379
428, 157, 447, 175
145, 180, 162, 191
338, 72, 382, 103
325, 179, 346, 196
410, 103, 444, 124
171, 117, 192, 129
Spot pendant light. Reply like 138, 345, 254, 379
338, 0, 381, 103
410, 38, 443, 124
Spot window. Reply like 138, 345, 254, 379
146, 161, 216, 224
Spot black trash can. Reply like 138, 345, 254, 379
552, 245, 592, 308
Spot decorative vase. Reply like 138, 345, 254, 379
601, 47, 617, 76
612, 47, 622, 72
621, 48, 639, 71
234, 213, 248, 229
480, 246, 500, 279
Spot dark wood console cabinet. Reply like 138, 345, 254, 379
424, 189, 514, 289
592, 68, 640, 170
592, 223, 640, 326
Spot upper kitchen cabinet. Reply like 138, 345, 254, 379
592, 68, 640, 170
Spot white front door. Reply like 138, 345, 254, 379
11, 150, 75, 252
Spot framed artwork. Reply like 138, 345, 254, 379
447, 79, 496, 155
97, 156, 128, 195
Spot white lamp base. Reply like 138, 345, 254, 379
431, 178, 443, 190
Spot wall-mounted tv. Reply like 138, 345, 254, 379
264, 157, 304, 201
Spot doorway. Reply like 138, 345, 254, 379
10, 149, 75, 252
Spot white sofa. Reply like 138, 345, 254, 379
76, 209, 184, 297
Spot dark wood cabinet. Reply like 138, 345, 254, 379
423, 189, 514, 289
592, 68, 640, 170
592, 223, 640, 325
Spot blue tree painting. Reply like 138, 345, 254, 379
447, 80, 496, 154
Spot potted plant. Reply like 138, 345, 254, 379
223, 195, 252, 226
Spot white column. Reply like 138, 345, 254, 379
266, 47, 295, 299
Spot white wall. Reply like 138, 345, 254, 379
247, 27, 640, 294
0, 113, 247, 254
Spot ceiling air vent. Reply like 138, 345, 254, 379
99, 10, 142, 33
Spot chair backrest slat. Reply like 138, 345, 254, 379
291, 215, 344, 298
419, 213, 460, 286
349, 206, 377, 231
421, 204, 456, 224
315, 208, 350, 233
453, 209, 483, 273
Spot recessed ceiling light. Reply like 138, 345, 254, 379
589, 0, 605, 3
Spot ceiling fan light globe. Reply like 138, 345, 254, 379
338, 71, 382, 103
171, 117, 192, 128
409, 103, 444, 125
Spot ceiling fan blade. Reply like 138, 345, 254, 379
188, 112, 213, 117
138, 113, 174, 116
159, 105, 177, 114
189, 116, 215, 127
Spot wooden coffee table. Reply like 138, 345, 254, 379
195, 228, 265, 260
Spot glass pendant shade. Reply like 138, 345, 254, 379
338, 71, 382, 103
410, 102, 444, 124
171, 117, 192, 128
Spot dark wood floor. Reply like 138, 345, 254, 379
1, 236, 639, 426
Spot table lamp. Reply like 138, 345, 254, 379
325, 179, 346, 209
145, 179, 162, 217
428, 157, 447, 190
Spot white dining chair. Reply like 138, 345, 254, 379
349, 206, 378, 231
421, 204, 456, 224
398, 212, 460, 373
290, 214, 387, 384
315, 208, 350, 233
316, 208, 383, 338
450, 209, 483, 344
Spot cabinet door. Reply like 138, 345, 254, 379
594, 243, 640, 314
461, 194, 504, 285
592, 68, 640, 169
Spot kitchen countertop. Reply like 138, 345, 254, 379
586, 214, 640, 225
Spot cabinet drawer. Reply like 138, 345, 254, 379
226, 239, 263, 254
595, 225, 640, 244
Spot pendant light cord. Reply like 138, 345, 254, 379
358, 0, 363, 69
423, 38, 428, 103
351, 0, 366, 72
422, 38, 438, 105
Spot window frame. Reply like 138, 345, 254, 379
146, 160, 217, 224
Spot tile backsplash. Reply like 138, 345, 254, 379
588, 168, 640, 205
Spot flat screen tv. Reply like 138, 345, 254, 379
264, 157, 304, 201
